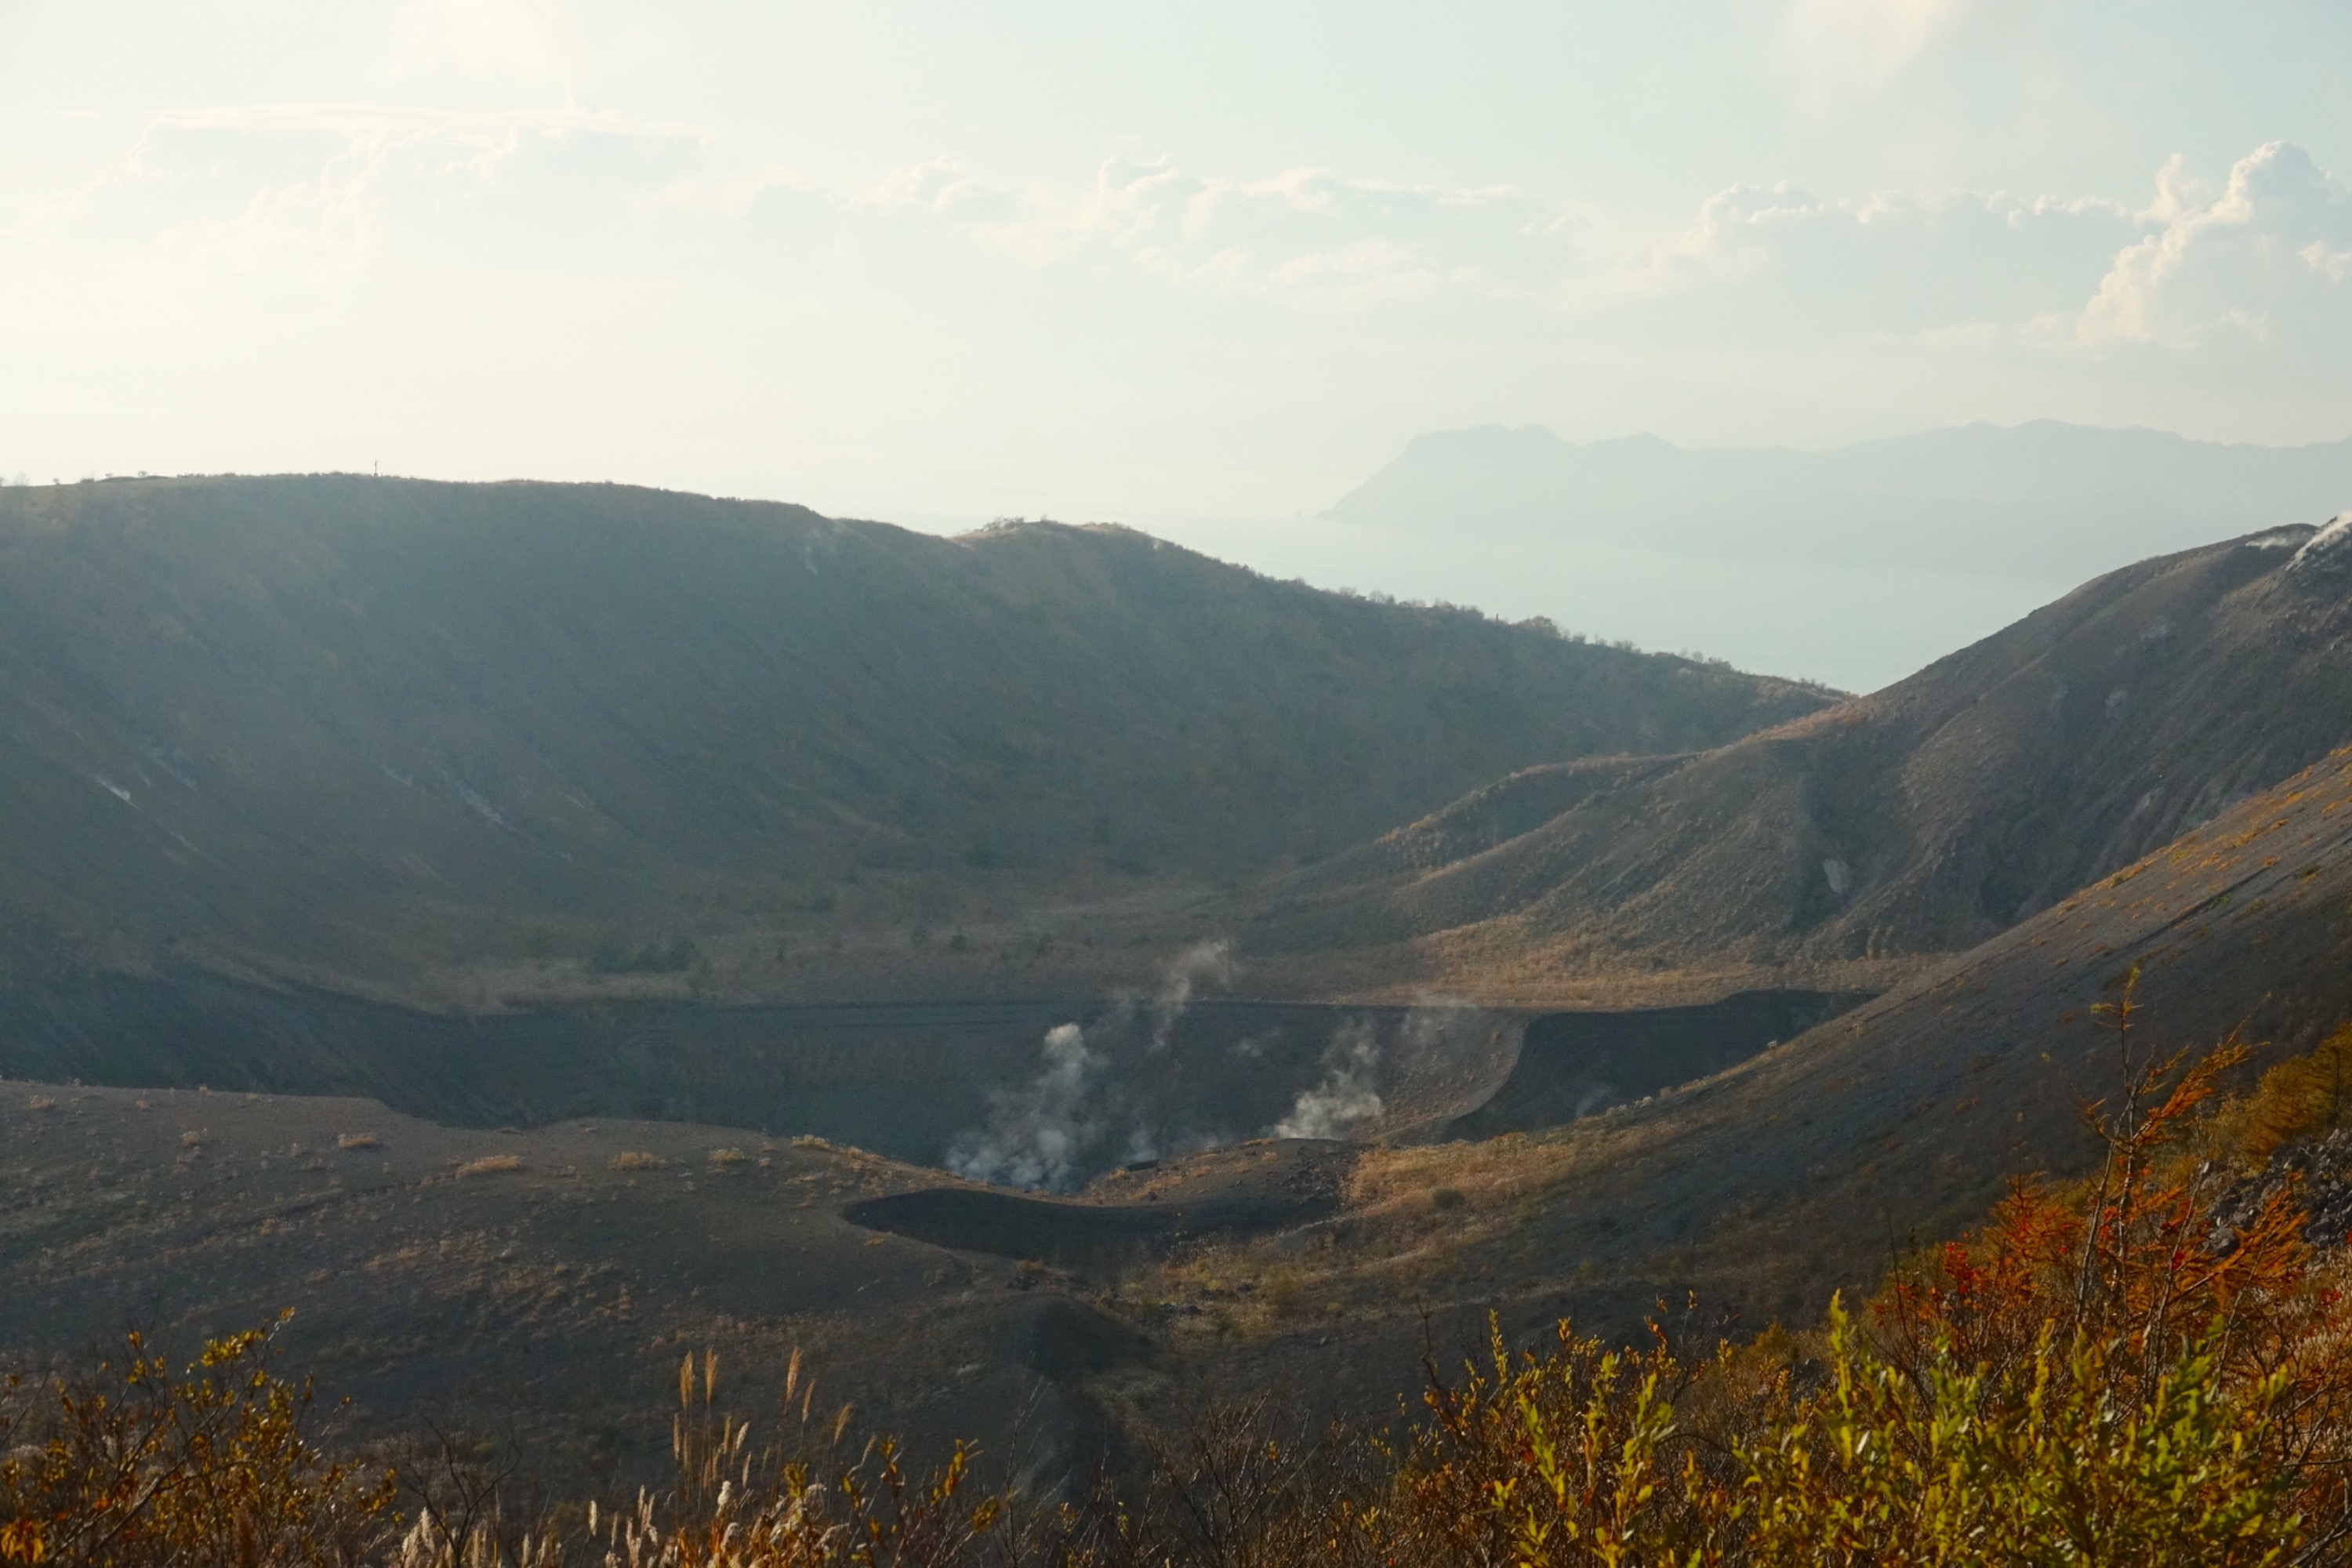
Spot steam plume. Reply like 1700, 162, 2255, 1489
946, 1022, 1099, 1190
1151, 939, 1232, 1051
1272, 1018, 1385, 1140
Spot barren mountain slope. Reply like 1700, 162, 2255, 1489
0, 1078, 1382, 1488
1076, 741, 2352, 1429
13, 753, 2350, 1488
1240, 520, 2352, 1000
1402, 738, 2343, 1316
1486, 735, 2352, 1326
0, 476, 1829, 1004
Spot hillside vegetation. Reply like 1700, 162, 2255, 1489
0, 476, 1829, 1004
11, 1020, 2352, 1565
1216, 743, 2352, 1356
13, 739, 2351, 1511
13, 501, 2352, 1559
1242, 520, 2352, 1000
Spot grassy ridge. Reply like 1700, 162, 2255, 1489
1237, 524, 2352, 1000
0, 476, 1831, 1003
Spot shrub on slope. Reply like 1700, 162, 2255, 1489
10, 1026, 2350, 1563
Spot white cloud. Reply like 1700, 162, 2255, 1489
1083, 162, 1581, 310
1563, 181, 1815, 309
858, 158, 1017, 222
829, 156, 1593, 312
26, 112, 2343, 366
713, 139, 2352, 372
1613, 181, 2143, 337
2066, 141, 2352, 349
14, 105, 708, 289
9, 104, 2347, 477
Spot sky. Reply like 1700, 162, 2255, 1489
2, 2, 2350, 679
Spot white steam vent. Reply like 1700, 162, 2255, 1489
946, 1022, 1099, 1190
1151, 940, 1232, 1051
1272, 1018, 1385, 1140
2288, 511, 2352, 575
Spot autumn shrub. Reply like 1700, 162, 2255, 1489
1718, 985, 2347, 1564
1860, 998, 2352, 1551
2217, 1022, 2352, 1161
1267, 987, 2352, 1565
12, 996, 2352, 1565
0, 1314, 393, 1566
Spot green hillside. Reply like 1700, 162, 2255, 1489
0, 476, 1831, 1003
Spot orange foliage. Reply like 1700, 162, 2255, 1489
10, 985, 2352, 1563
0, 1314, 391, 1566
1871, 978, 2352, 1552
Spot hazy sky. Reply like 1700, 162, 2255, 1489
4, 2, 2350, 532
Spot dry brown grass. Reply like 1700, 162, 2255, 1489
453, 1154, 524, 1178
707, 1148, 748, 1168
612, 1151, 662, 1172
1133, 1115, 1704, 1332
1348, 1122, 1641, 1215
10, 1033, 2349, 1568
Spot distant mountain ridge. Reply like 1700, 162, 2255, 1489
1330, 420, 2352, 586
0, 475, 1831, 1004
1238, 518, 2352, 1000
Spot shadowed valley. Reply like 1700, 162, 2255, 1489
8, 479, 2352, 1538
